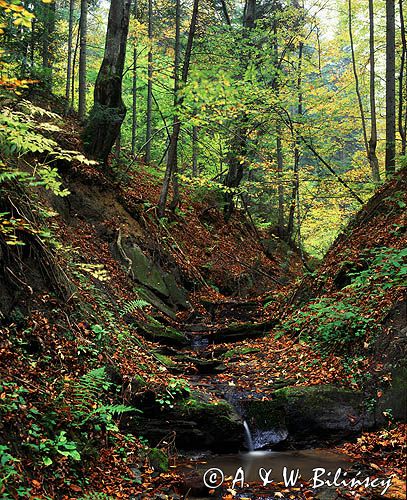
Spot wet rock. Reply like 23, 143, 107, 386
241, 384, 377, 448
124, 394, 244, 451
135, 317, 188, 347
274, 384, 376, 439
148, 448, 169, 472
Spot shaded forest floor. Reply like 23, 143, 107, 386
0, 98, 406, 499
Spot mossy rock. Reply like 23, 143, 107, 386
148, 448, 169, 472
123, 243, 188, 310
135, 317, 188, 346
125, 392, 244, 451
273, 384, 375, 436
379, 362, 407, 422
240, 399, 285, 431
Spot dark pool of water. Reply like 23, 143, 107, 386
195, 449, 350, 483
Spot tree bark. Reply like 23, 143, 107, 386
78, 0, 87, 120
385, 0, 396, 177
65, 0, 75, 112
157, 0, 199, 217
287, 41, 303, 240
169, 0, 182, 211
223, 0, 256, 221
144, 0, 153, 163
131, 0, 138, 155
368, 0, 380, 182
399, 0, 407, 156
192, 125, 198, 177
41, 1, 56, 88
71, 21, 80, 109
83, 0, 132, 163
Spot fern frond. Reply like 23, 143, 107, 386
120, 299, 150, 316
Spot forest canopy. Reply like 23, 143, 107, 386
1, 0, 406, 257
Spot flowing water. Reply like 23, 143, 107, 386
243, 420, 254, 451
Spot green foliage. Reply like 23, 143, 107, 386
26, 429, 81, 465
277, 296, 374, 352
0, 100, 96, 198
348, 247, 407, 292
0, 446, 20, 488
69, 367, 140, 431
156, 377, 191, 409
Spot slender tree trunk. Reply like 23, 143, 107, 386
368, 0, 380, 182
276, 131, 284, 233
83, 0, 132, 162
169, 0, 182, 211
220, 0, 231, 25
399, 0, 407, 155
144, 0, 153, 163
287, 41, 303, 240
42, 1, 56, 87
65, 0, 75, 111
131, 0, 138, 155
192, 125, 198, 177
385, 0, 396, 177
78, 0, 87, 120
30, 18, 36, 74
348, 0, 370, 172
158, 0, 199, 217
71, 22, 80, 109
272, 11, 284, 235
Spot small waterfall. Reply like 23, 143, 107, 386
243, 420, 254, 451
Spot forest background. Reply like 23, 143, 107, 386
1, 0, 405, 258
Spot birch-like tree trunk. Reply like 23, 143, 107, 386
78, 0, 87, 120
385, 0, 396, 177
144, 0, 153, 163
158, 0, 199, 217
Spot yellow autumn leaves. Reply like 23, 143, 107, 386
0, 0, 53, 33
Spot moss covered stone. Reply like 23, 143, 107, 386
148, 448, 169, 472
136, 317, 188, 346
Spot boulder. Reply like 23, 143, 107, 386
125, 394, 244, 451
241, 384, 377, 448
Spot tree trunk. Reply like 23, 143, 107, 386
30, 18, 36, 74
157, 0, 199, 217
287, 41, 303, 240
144, 0, 153, 163
169, 0, 182, 211
368, 0, 380, 182
41, 1, 56, 88
71, 21, 80, 109
78, 0, 87, 120
223, 0, 256, 221
131, 0, 138, 155
348, 0, 370, 174
65, 0, 75, 112
385, 0, 396, 177
192, 125, 198, 177
399, 0, 407, 156
83, 0, 132, 163
276, 130, 284, 233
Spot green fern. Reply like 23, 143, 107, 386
70, 368, 140, 426
120, 299, 150, 316
71, 367, 111, 414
